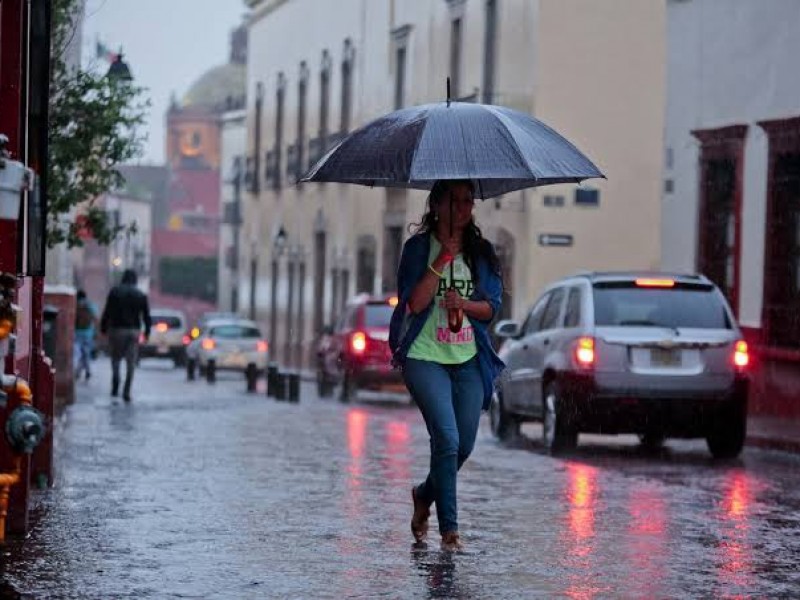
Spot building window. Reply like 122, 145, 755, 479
759, 116, 800, 350
391, 24, 412, 111
449, 17, 462, 99
382, 225, 403, 293
313, 228, 327, 335
543, 194, 564, 207
356, 235, 376, 294
395, 46, 407, 110
482, 0, 497, 104
574, 188, 600, 206
319, 50, 331, 147
296, 61, 309, 180
274, 72, 286, 190
341, 38, 355, 133
250, 82, 263, 194
692, 125, 747, 314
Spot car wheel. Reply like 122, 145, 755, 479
186, 359, 196, 381
317, 371, 333, 398
706, 398, 747, 459
339, 372, 356, 403
206, 360, 216, 384
543, 382, 578, 453
489, 391, 519, 441
174, 353, 187, 368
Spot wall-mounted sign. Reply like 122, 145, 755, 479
538, 233, 573, 247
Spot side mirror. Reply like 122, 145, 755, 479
494, 319, 521, 339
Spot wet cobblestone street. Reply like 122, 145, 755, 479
1, 359, 799, 599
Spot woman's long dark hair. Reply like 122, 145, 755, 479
409, 180, 502, 284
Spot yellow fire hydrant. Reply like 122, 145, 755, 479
0, 377, 40, 542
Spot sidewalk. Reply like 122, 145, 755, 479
747, 414, 800, 453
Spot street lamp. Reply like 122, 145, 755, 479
270, 226, 287, 365
106, 52, 133, 82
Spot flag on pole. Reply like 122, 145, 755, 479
95, 37, 118, 62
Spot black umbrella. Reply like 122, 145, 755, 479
301, 100, 603, 199
301, 84, 604, 331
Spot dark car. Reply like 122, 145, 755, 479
316, 293, 402, 402
490, 272, 750, 458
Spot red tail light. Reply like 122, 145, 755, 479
733, 340, 749, 369
575, 337, 595, 367
182, 335, 191, 345
139, 332, 145, 344
350, 331, 367, 354
202, 338, 216, 351
256, 340, 268, 353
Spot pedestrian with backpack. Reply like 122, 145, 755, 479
74, 289, 98, 381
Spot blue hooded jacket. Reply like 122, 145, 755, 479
389, 232, 506, 411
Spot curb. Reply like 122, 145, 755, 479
745, 435, 800, 455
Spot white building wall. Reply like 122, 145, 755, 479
662, 0, 800, 328
218, 109, 247, 313
246, 0, 666, 365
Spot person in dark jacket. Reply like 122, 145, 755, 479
100, 269, 151, 401
388, 180, 505, 552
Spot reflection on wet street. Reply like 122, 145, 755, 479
1, 360, 799, 598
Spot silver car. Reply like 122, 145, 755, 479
188, 318, 268, 386
491, 272, 750, 458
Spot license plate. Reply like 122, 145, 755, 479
651, 347, 680, 367
157, 346, 169, 354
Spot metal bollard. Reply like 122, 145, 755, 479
288, 371, 300, 403
274, 370, 286, 400
245, 363, 258, 393
266, 362, 279, 397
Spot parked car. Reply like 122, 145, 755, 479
185, 312, 238, 379
188, 318, 268, 387
138, 308, 189, 367
316, 293, 402, 402
490, 272, 750, 458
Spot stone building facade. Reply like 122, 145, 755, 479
243, 0, 665, 369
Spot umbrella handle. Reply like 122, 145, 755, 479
448, 308, 464, 333
447, 190, 463, 332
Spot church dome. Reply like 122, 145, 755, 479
181, 62, 246, 112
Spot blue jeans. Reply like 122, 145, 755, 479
403, 356, 483, 534
74, 329, 94, 378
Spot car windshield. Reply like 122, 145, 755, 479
152, 316, 182, 328
364, 303, 394, 328
593, 283, 731, 329
210, 325, 261, 339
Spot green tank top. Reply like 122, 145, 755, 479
406, 235, 478, 364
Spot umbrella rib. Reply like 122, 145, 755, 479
407, 109, 433, 185
485, 105, 538, 182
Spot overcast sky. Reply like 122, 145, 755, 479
82, 0, 246, 165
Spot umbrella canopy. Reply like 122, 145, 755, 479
301, 101, 604, 199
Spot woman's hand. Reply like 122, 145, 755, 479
433, 238, 460, 269
442, 289, 464, 310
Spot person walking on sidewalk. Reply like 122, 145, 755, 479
389, 180, 505, 551
100, 269, 151, 402
74, 289, 99, 381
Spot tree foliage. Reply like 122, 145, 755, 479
47, 0, 149, 248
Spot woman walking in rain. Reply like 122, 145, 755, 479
389, 179, 505, 551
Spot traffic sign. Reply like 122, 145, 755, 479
538, 233, 574, 247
